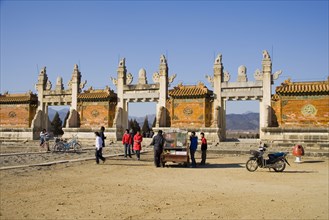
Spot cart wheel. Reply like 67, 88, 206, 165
186, 156, 190, 167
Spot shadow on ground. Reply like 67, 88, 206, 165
300, 160, 325, 164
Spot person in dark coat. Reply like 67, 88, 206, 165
189, 131, 198, 168
200, 132, 207, 165
150, 130, 165, 167
100, 126, 106, 148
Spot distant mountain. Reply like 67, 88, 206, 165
48, 108, 258, 131
226, 112, 259, 131
128, 112, 259, 131
48, 107, 69, 125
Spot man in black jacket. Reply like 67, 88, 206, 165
100, 126, 106, 148
150, 130, 165, 167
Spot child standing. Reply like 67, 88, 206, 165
200, 132, 207, 165
133, 130, 143, 160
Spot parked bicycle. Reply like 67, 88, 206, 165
53, 135, 82, 153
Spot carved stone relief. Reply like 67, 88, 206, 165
126, 73, 133, 85
152, 72, 160, 83
223, 71, 230, 82
254, 69, 263, 81
237, 65, 247, 82
8, 111, 16, 118
301, 104, 317, 116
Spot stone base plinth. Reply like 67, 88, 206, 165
62, 127, 123, 142
0, 128, 34, 141
262, 127, 329, 149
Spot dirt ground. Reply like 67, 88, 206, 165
0, 151, 328, 220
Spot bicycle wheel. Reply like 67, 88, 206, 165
73, 143, 82, 153
56, 142, 65, 152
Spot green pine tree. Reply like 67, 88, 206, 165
133, 119, 140, 132
152, 117, 156, 128
142, 116, 150, 134
51, 112, 64, 136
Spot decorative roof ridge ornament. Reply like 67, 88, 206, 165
197, 81, 205, 88
282, 78, 292, 85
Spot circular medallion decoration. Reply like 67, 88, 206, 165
183, 107, 193, 116
91, 110, 100, 117
301, 104, 317, 116
8, 111, 16, 118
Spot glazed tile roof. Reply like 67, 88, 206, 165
0, 93, 38, 104
275, 79, 329, 95
78, 87, 117, 101
169, 82, 212, 98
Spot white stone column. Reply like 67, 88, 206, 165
221, 99, 226, 140
260, 50, 272, 138
213, 54, 224, 139
70, 64, 80, 111
116, 58, 127, 129
35, 67, 48, 130
158, 55, 168, 127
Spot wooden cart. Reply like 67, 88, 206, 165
161, 130, 189, 167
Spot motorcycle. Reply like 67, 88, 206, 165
246, 144, 290, 172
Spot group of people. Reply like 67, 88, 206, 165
189, 131, 208, 168
43, 126, 207, 168
149, 130, 208, 168
95, 127, 208, 168
122, 129, 143, 160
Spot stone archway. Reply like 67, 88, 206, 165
110, 55, 176, 139
206, 50, 282, 140
33, 64, 87, 134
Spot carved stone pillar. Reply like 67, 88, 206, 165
157, 55, 168, 127
213, 54, 224, 138
260, 50, 272, 137
116, 58, 127, 129
70, 64, 81, 111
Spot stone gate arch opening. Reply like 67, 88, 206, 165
128, 102, 156, 137
225, 100, 260, 140
48, 105, 70, 136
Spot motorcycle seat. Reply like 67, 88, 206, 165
268, 152, 285, 158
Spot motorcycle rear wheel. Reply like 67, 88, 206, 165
246, 159, 258, 172
273, 160, 286, 172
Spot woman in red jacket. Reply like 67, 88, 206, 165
133, 130, 143, 160
122, 129, 132, 159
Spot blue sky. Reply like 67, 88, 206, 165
1, 0, 328, 116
